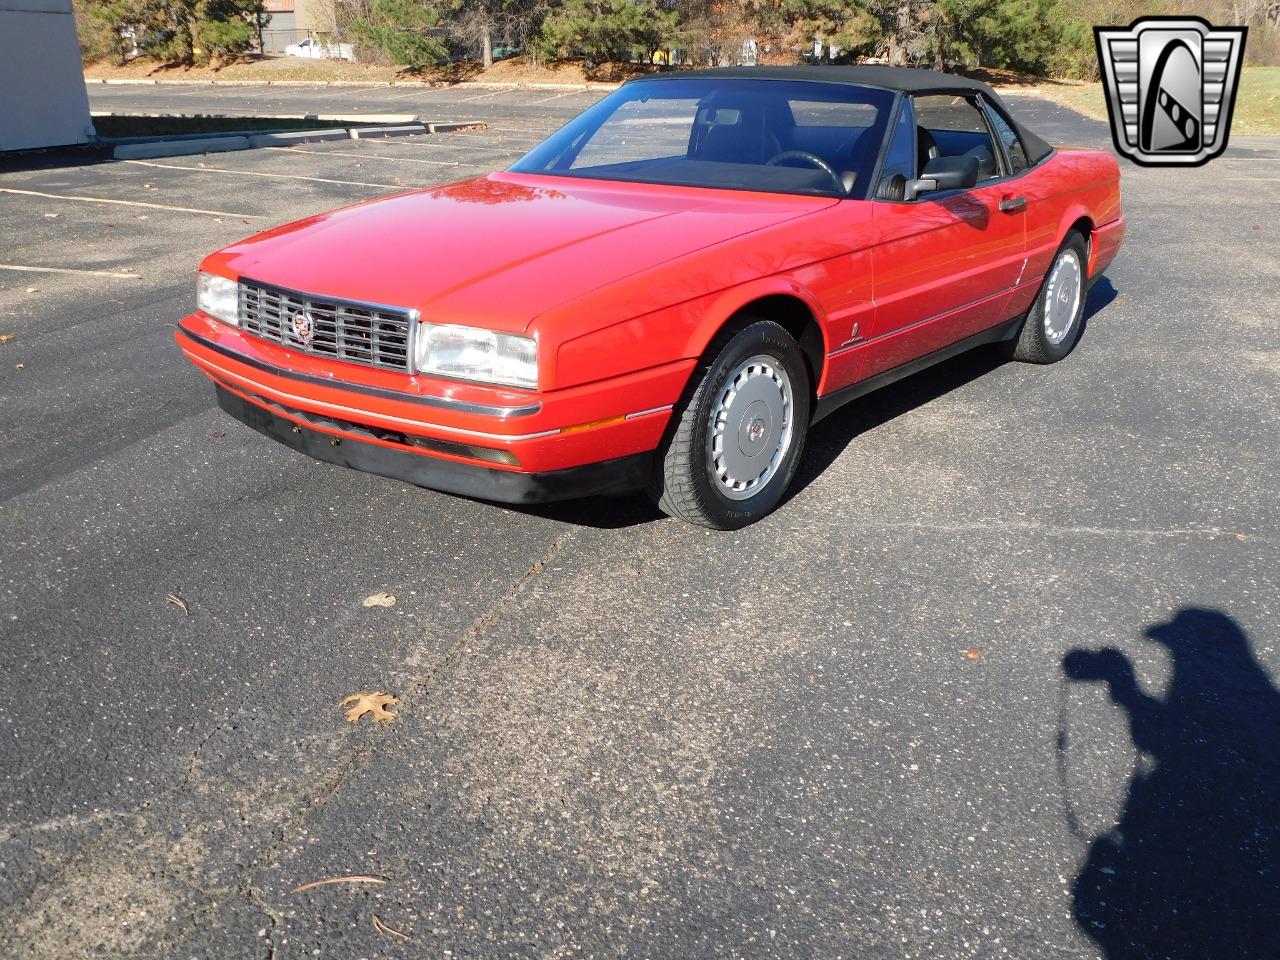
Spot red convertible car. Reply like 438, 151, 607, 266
177, 66, 1124, 529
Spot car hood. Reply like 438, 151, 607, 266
206, 172, 837, 334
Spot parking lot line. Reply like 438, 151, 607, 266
382, 88, 436, 101
0, 187, 260, 218
122, 159, 402, 189
319, 86, 392, 100
0, 264, 142, 279
313, 138, 512, 159
455, 90, 508, 103
282, 147, 460, 166
527, 91, 580, 104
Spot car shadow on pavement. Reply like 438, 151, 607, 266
788, 344, 1006, 499
1061, 608, 1279, 959
789, 275, 1118, 501
508, 491, 666, 529
1078, 274, 1118, 343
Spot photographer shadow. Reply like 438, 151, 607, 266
1063, 609, 1280, 959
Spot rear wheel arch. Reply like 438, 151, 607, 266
1063, 214, 1094, 270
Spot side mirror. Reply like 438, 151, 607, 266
905, 155, 980, 200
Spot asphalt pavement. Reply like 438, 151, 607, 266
1, 86, 1278, 959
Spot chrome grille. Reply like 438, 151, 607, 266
238, 279, 413, 372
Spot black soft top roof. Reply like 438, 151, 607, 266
627, 65, 1054, 164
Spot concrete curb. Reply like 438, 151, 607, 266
350, 124, 427, 139
246, 129, 352, 147
87, 76, 624, 92
309, 113, 419, 123
113, 136, 250, 159
93, 111, 420, 123
104, 118, 477, 159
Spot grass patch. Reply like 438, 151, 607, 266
1234, 67, 1280, 136
1039, 67, 1280, 136
93, 115, 357, 138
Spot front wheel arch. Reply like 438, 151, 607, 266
684, 292, 827, 410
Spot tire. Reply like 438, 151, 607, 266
1007, 232, 1089, 364
651, 319, 810, 530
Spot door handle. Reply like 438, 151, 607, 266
999, 195, 1027, 212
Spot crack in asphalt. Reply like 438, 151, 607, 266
403, 528, 578, 702
225, 527, 578, 947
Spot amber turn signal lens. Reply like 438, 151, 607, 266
559, 415, 627, 435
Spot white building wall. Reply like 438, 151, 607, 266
0, 0, 94, 151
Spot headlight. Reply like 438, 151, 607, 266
196, 272, 238, 326
414, 323, 537, 389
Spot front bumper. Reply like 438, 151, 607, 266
176, 313, 692, 502
217, 387, 654, 503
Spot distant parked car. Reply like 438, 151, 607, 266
284, 37, 355, 61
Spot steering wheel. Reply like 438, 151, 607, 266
765, 150, 845, 194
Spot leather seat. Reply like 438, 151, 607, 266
700, 120, 781, 165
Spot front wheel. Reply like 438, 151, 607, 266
1007, 232, 1089, 364
651, 320, 810, 530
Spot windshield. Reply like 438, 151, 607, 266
510, 78, 896, 199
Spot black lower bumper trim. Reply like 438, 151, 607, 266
216, 386, 654, 505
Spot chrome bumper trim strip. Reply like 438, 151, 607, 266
178, 325, 541, 419
185, 349, 561, 442
625, 404, 674, 420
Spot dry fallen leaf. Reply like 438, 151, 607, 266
0, 334, 13, 342
15, 363, 24, 369
362, 591, 396, 608
166, 592, 189, 615
372, 915, 410, 942
291, 874, 387, 894
25, 287, 38, 293
962, 648, 983, 661
340, 691, 399, 723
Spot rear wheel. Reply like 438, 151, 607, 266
652, 320, 810, 530
1008, 232, 1088, 364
